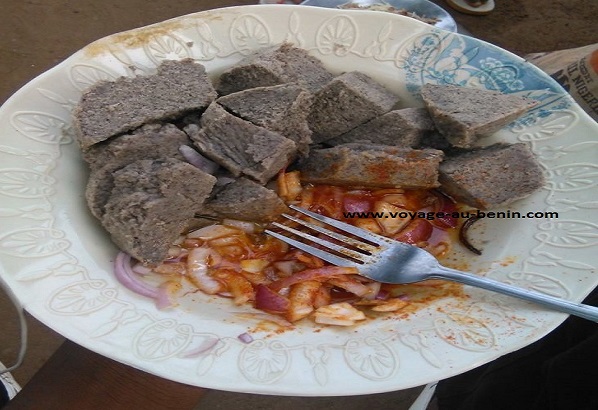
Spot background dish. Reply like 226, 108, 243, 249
299, 0, 458, 32
0, 5, 596, 395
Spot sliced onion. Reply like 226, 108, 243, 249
371, 298, 409, 312
353, 218, 383, 234
277, 170, 303, 201
240, 259, 270, 274
363, 281, 382, 300
181, 337, 220, 358
313, 285, 332, 308
153, 262, 186, 276
214, 245, 246, 259
312, 186, 345, 219
343, 196, 371, 213
432, 192, 458, 229
373, 201, 410, 235
208, 237, 238, 247
167, 246, 183, 259
376, 289, 391, 300
187, 224, 240, 240
273, 260, 305, 277
132, 263, 152, 276
222, 219, 257, 233
313, 302, 366, 326
328, 276, 375, 298
255, 285, 290, 313
286, 280, 321, 322
187, 248, 224, 294
269, 266, 358, 291
381, 193, 407, 207
213, 270, 254, 305
238, 332, 254, 344
395, 219, 433, 245
236, 312, 293, 328
179, 145, 219, 174
113, 252, 174, 309
156, 281, 179, 309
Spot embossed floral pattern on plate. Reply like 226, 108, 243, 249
0, 5, 596, 395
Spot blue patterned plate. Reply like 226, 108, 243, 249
300, 0, 458, 32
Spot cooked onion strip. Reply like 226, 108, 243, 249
255, 284, 290, 312
187, 224, 240, 240
314, 302, 366, 326
277, 170, 302, 201
269, 266, 358, 291
187, 248, 225, 294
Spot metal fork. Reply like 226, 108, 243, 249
265, 205, 598, 323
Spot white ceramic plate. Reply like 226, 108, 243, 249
1, 5, 597, 395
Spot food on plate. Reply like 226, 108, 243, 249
73, 59, 216, 150
72, 43, 543, 325
439, 143, 545, 209
421, 83, 538, 148
82, 123, 191, 171
101, 158, 216, 265
216, 83, 314, 156
298, 143, 444, 189
152, 180, 457, 325
84, 123, 191, 219
308, 71, 401, 143
326, 107, 437, 147
184, 102, 297, 184
205, 177, 288, 222
338, 3, 440, 25
215, 43, 334, 95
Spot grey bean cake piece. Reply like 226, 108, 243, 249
84, 123, 191, 220
185, 103, 297, 185
73, 59, 217, 150
298, 143, 444, 189
101, 158, 216, 265
216, 43, 334, 95
439, 143, 545, 209
217, 84, 313, 156
205, 177, 288, 222
421, 84, 538, 148
326, 107, 436, 147
308, 71, 400, 143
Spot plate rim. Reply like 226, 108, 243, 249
0, 4, 596, 395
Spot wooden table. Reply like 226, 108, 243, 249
5, 341, 206, 409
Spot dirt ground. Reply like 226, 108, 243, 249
437, 0, 597, 56
0, 0, 596, 407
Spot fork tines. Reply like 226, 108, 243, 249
264, 205, 388, 267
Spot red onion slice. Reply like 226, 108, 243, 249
238, 332, 254, 344
179, 145, 219, 174
255, 284, 290, 312
269, 266, 358, 291
395, 219, 433, 245
181, 337, 220, 358
113, 252, 174, 309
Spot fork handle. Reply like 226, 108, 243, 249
434, 267, 598, 322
